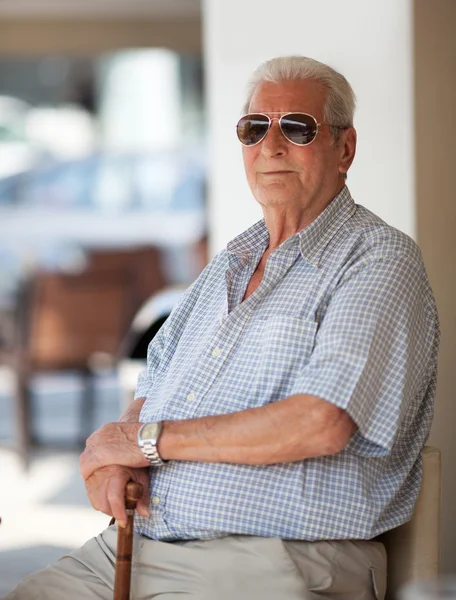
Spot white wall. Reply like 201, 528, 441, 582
203, 0, 415, 254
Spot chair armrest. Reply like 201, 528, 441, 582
378, 446, 441, 599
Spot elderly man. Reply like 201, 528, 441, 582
8, 56, 439, 600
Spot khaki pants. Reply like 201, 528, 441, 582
5, 525, 387, 600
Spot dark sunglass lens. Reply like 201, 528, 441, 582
281, 113, 317, 145
237, 114, 270, 145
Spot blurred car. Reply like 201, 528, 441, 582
0, 149, 206, 308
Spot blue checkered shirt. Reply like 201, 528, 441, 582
134, 186, 439, 541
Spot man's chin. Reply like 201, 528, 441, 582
255, 191, 302, 208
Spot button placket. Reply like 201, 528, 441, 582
147, 461, 175, 521
173, 303, 251, 420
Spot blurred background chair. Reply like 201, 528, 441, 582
379, 446, 441, 599
1, 245, 166, 469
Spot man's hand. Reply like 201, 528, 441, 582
80, 422, 149, 481
84, 464, 150, 527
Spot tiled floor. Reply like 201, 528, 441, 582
0, 368, 122, 596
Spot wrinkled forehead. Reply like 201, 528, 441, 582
248, 79, 327, 120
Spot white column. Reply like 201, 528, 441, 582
99, 49, 181, 152
203, 0, 414, 253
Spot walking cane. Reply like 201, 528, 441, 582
113, 481, 143, 600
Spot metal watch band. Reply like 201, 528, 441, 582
141, 440, 165, 466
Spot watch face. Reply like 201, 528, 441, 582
140, 422, 160, 442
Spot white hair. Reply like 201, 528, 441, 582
243, 56, 356, 143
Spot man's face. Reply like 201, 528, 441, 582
242, 79, 355, 218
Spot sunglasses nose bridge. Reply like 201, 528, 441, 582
261, 117, 289, 150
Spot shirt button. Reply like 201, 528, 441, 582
211, 346, 222, 357
152, 496, 161, 506
187, 392, 196, 402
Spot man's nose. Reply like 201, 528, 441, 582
260, 121, 288, 157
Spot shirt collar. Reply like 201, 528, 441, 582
298, 186, 356, 266
227, 186, 356, 267
227, 219, 270, 264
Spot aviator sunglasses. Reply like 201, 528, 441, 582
236, 112, 348, 147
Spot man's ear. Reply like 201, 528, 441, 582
338, 127, 357, 175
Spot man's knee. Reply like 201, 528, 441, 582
4, 529, 117, 600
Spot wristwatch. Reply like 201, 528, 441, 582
137, 422, 166, 466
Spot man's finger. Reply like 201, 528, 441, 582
85, 477, 110, 515
80, 442, 148, 481
79, 448, 104, 481
106, 475, 129, 526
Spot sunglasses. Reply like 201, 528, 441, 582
236, 112, 347, 147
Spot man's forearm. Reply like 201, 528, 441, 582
80, 393, 356, 480
158, 394, 356, 465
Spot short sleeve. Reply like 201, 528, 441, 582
134, 322, 167, 400
291, 256, 438, 456
134, 369, 149, 400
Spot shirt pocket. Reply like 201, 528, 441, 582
256, 316, 317, 399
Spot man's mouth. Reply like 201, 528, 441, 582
261, 170, 294, 174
